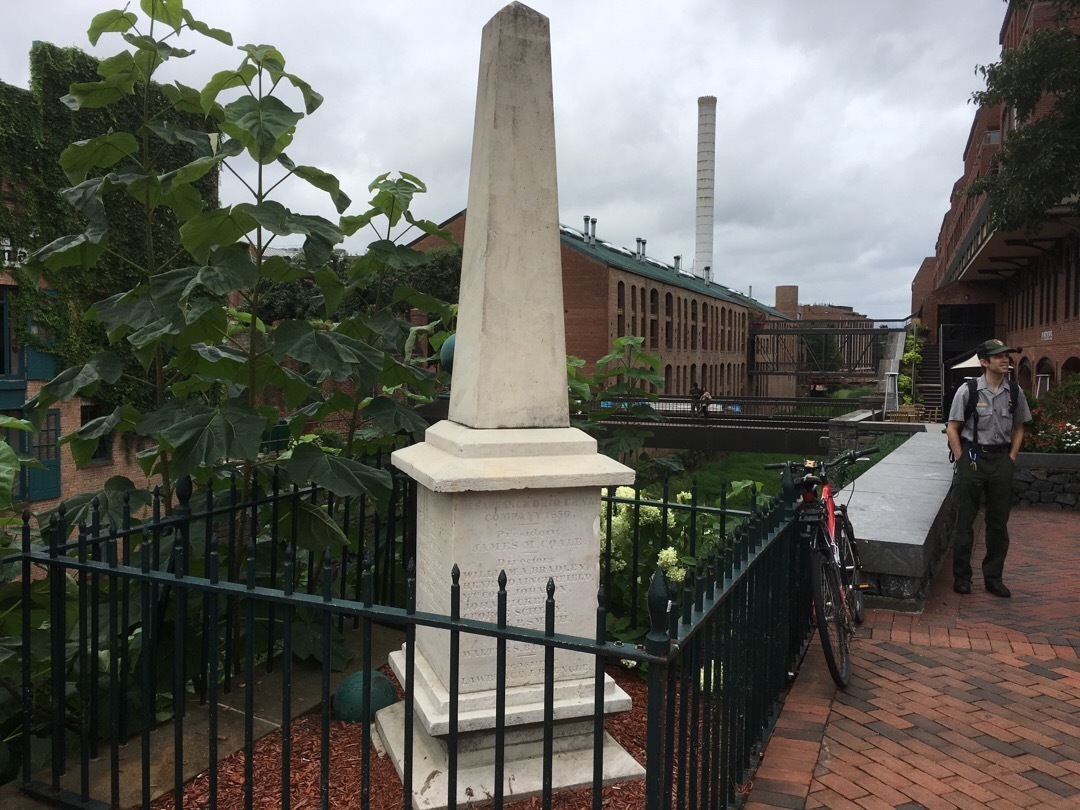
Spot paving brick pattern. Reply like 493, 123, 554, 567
746, 507, 1080, 809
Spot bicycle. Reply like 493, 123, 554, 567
765, 446, 878, 688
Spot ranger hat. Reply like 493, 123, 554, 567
975, 338, 1016, 358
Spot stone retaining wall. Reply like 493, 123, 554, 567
1013, 453, 1080, 510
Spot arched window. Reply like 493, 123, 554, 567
1062, 356, 1080, 382
690, 300, 698, 350
665, 292, 674, 349
649, 289, 659, 349
1017, 357, 1034, 391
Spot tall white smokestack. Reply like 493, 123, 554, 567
695, 95, 717, 280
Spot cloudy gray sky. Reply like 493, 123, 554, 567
2, 1, 1007, 318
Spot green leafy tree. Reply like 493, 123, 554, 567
568, 335, 664, 459
967, 0, 1080, 231
252, 243, 461, 324
21, 3, 454, 517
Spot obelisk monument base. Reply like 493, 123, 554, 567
376, 423, 642, 808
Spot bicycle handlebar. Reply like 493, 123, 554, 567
763, 445, 880, 472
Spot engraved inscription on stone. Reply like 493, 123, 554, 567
415, 487, 600, 691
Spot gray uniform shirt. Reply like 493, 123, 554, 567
948, 376, 1032, 446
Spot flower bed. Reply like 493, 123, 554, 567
1025, 408, 1080, 453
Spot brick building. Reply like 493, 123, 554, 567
1, 44, 218, 509
911, 1, 1080, 395
411, 210, 794, 398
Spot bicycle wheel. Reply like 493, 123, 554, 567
837, 519, 865, 624
810, 550, 851, 688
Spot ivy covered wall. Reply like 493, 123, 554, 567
0, 42, 220, 413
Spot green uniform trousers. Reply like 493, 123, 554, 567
951, 447, 1015, 584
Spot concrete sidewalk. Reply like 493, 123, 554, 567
746, 506, 1080, 809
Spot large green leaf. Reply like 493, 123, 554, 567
158, 398, 268, 477
59, 133, 139, 185
169, 343, 245, 377
150, 265, 199, 306
364, 396, 430, 440
313, 266, 345, 315
163, 80, 224, 120
90, 287, 146, 340
380, 355, 437, 392
0, 416, 32, 433
134, 398, 209, 439
233, 201, 342, 268
0, 442, 20, 512
174, 300, 229, 352
40, 477, 153, 535
366, 239, 431, 273
88, 9, 138, 45
274, 498, 348, 555
59, 177, 110, 229
23, 353, 122, 425
221, 95, 301, 164
261, 254, 308, 282
180, 9, 233, 45
403, 210, 456, 244
160, 181, 206, 220
140, 0, 184, 31
282, 443, 392, 506
199, 65, 258, 114
272, 320, 383, 384
339, 210, 378, 237
159, 141, 242, 191
238, 44, 287, 71
339, 310, 410, 352
30, 231, 107, 271
61, 405, 140, 468
266, 68, 323, 115
187, 243, 259, 297
179, 207, 258, 263
277, 154, 350, 213
62, 73, 137, 110
144, 120, 214, 155
393, 285, 457, 327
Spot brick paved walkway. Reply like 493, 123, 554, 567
746, 506, 1080, 810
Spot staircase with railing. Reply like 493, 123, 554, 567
916, 342, 942, 422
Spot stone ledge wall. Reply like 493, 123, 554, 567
1013, 453, 1080, 510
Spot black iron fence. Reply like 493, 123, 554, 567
5, 470, 808, 809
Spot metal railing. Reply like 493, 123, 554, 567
6, 473, 808, 809
595, 395, 862, 420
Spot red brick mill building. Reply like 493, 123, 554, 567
912, 1, 1080, 397
412, 210, 795, 399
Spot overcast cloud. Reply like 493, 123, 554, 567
2, 1, 1006, 318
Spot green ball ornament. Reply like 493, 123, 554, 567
334, 669, 398, 723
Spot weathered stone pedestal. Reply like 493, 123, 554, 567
377, 424, 640, 808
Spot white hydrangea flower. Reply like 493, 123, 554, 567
657, 546, 679, 571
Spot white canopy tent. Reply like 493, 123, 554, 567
951, 353, 981, 370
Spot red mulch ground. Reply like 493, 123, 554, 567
149, 665, 650, 810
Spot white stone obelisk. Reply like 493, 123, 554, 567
376, 4, 641, 807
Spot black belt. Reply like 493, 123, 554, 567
965, 441, 1010, 454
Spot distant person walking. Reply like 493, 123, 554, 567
689, 381, 703, 416
699, 388, 712, 419
945, 339, 1032, 598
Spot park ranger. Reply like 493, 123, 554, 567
946, 339, 1032, 598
